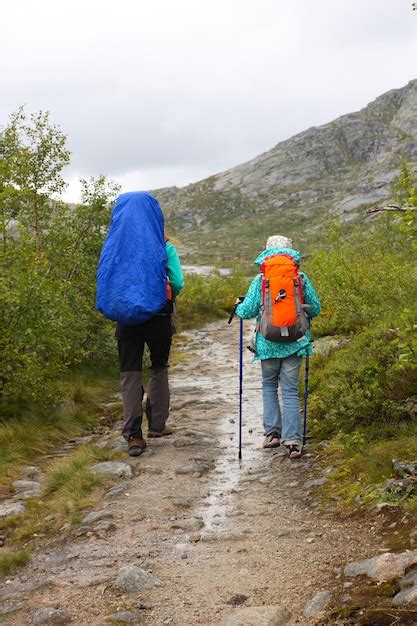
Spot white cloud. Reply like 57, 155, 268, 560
2, 0, 416, 201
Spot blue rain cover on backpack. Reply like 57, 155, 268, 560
96, 191, 167, 325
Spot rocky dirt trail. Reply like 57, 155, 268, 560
0, 321, 416, 625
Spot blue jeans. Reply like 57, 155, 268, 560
261, 356, 302, 445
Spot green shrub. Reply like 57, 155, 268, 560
0, 548, 31, 576
309, 320, 416, 440
176, 271, 250, 331
305, 217, 415, 336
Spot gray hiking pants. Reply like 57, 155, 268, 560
116, 316, 172, 440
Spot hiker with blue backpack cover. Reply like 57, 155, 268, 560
96, 191, 184, 457
235, 235, 320, 459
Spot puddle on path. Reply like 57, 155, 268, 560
172, 321, 277, 533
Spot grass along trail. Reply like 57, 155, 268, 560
0, 320, 410, 625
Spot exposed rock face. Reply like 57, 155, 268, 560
154, 80, 417, 260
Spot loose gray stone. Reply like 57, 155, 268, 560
392, 569, 417, 606
95, 520, 116, 532
221, 605, 290, 625
103, 483, 130, 500
12, 479, 41, 498
113, 565, 160, 592
345, 550, 417, 582
175, 463, 210, 476
191, 454, 215, 465
32, 607, 71, 625
21, 465, 41, 478
108, 437, 128, 452
74, 526, 90, 537
172, 497, 192, 508
393, 459, 417, 478
321, 466, 335, 475
304, 591, 332, 617
316, 442, 331, 450
140, 466, 163, 474
173, 437, 200, 448
140, 448, 154, 458
399, 569, 417, 589
109, 610, 141, 623
82, 509, 113, 524
202, 530, 251, 542
392, 585, 417, 606
304, 478, 328, 489
382, 478, 415, 498
2, 602, 26, 615
91, 461, 132, 479
0, 501, 26, 519
313, 336, 347, 357
180, 427, 216, 439
273, 526, 305, 538
171, 518, 204, 532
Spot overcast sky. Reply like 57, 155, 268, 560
2, 0, 416, 201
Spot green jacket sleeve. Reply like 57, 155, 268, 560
235, 275, 262, 319
166, 241, 184, 299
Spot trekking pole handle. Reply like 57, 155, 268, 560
228, 296, 245, 324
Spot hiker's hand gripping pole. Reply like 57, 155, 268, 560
228, 296, 245, 325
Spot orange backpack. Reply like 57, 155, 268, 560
258, 254, 309, 343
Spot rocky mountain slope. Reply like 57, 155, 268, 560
154, 80, 417, 262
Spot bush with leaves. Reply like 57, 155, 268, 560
305, 163, 416, 441
305, 217, 415, 336
1, 108, 119, 416
308, 322, 416, 440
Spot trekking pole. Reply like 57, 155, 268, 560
228, 297, 245, 460
238, 316, 243, 460
302, 305, 312, 446
303, 351, 310, 446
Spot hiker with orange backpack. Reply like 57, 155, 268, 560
235, 235, 320, 459
96, 192, 184, 457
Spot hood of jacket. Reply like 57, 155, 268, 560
255, 247, 301, 266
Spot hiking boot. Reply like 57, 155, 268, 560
128, 437, 146, 457
286, 444, 302, 459
263, 432, 280, 449
147, 427, 174, 438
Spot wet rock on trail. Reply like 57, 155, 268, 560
82, 509, 113, 524
91, 461, 133, 479
113, 565, 160, 592
171, 517, 204, 532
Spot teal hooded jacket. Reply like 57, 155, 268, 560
235, 247, 321, 360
